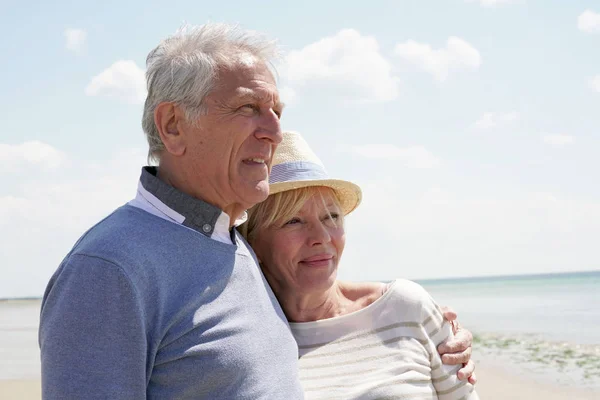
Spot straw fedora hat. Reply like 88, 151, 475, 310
268, 131, 362, 215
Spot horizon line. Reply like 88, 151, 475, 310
413, 268, 599, 284
2, 269, 599, 301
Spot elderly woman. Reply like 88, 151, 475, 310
242, 131, 479, 400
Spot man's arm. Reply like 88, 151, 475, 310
39, 254, 147, 399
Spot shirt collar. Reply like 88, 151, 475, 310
138, 166, 245, 240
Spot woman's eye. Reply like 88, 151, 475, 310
284, 218, 301, 226
325, 213, 339, 221
323, 212, 340, 227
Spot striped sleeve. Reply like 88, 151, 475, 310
420, 290, 479, 400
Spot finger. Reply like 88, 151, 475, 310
451, 319, 460, 335
468, 372, 477, 385
457, 359, 475, 381
441, 347, 472, 365
440, 306, 457, 321
438, 328, 473, 354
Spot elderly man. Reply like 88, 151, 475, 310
39, 23, 473, 399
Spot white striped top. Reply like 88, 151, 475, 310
290, 279, 479, 400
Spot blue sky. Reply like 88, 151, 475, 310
2, 0, 600, 298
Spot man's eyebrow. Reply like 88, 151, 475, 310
234, 88, 283, 108
234, 88, 256, 100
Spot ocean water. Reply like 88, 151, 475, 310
1, 270, 599, 388
418, 270, 600, 389
418, 270, 600, 345
0, 299, 40, 380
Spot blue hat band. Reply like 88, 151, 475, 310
269, 161, 328, 184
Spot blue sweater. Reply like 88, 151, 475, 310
39, 205, 304, 399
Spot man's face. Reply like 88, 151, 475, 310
181, 56, 283, 213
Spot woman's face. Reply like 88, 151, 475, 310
252, 188, 346, 297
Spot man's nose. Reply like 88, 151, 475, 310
255, 109, 282, 144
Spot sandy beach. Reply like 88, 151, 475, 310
3, 275, 599, 400
474, 361, 599, 400
2, 363, 599, 400
0, 379, 40, 400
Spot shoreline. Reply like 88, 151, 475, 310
2, 360, 599, 400
472, 333, 600, 391
2, 295, 599, 398
474, 360, 599, 400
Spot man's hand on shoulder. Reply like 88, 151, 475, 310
438, 306, 477, 384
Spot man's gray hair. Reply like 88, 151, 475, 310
141, 23, 279, 163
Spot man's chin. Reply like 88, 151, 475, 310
240, 183, 270, 208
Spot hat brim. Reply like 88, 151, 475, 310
269, 179, 362, 216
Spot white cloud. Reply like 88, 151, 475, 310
590, 75, 600, 92
344, 144, 441, 169
283, 29, 400, 103
422, 187, 453, 205
279, 86, 297, 104
0, 147, 146, 298
473, 111, 519, 130
0, 141, 66, 170
394, 37, 481, 81
465, 0, 518, 7
64, 28, 87, 52
578, 10, 600, 33
2, 148, 145, 226
85, 60, 147, 104
340, 181, 600, 282
543, 134, 574, 146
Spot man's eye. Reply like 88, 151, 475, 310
273, 109, 282, 119
240, 104, 258, 112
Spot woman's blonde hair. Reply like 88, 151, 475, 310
242, 186, 343, 245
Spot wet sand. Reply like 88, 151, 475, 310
2, 364, 599, 400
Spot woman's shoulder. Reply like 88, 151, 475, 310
338, 279, 433, 309
339, 279, 430, 300
338, 281, 387, 308
339, 279, 440, 324
388, 278, 430, 299
385, 278, 439, 314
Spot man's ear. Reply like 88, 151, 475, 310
155, 102, 186, 156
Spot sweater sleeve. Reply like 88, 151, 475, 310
39, 254, 147, 400
419, 288, 479, 400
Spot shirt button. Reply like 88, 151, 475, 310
202, 224, 212, 233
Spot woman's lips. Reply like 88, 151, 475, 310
300, 254, 334, 268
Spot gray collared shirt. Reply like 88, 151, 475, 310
128, 166, 247, 245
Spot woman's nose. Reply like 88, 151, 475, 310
307, 222, 331, 246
